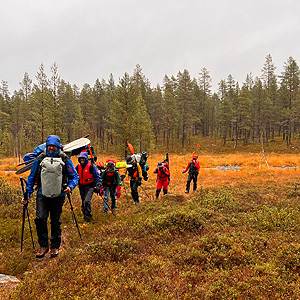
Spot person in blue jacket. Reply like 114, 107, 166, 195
22, 135, 79, 259
75, 151, 101, 222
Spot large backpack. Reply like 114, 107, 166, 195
37, 151, 70, 198
189, 161, 199, 175
139, 152, 149, 181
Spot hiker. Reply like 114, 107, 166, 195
22, 135, 79, 258
182, 155, 200, 193
100, 161, 122, 213
154, 161, 170, 199
75, 151, 101, 222
122, 156, 142, 204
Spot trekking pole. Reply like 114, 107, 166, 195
20, 177, 35, 252
63, 185, 82, 240
98, 192, 116, 217
140, 184, 152, 201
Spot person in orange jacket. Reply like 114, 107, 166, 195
154, 162, 170, 199
182, 155, 200, 193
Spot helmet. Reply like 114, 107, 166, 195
157, 162, 163, 168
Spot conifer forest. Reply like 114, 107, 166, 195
1, 54, 299, 158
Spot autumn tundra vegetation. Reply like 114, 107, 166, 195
0, 136, 300, 299
2, 53, 300, 298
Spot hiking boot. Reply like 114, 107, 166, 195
50, 248, 59, 258
36, 247, 49, 258
84, 215, 92, 222
185, 190, 189, 194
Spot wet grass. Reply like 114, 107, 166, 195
1, 148, 300, 299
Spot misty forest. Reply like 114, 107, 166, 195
0, 54, 299, 158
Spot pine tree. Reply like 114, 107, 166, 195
261, 54, 278, 139
199, 68, 213, 136
49, 62, 64, 137
176, 70, 195, 148
106, 73, 153, 156
163, 77, 179, 150
132, 93, 154, 153
80, 83, 97, 140
30, 63, 51, 144
279, 56, 300, 145
237, 87, 253, 145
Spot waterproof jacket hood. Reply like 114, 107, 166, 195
78, 151, 89, 164
46, 135, 62, 157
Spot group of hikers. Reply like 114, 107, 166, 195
21, 135, 201, 259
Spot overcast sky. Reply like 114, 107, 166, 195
1, 0, 300, 93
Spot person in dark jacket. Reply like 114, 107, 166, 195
75, 151, 101, 222
122, 156, 142, 204
22, 135, 79, 259
100, 161, 122, 212
154, 162, 170, 199
182, 155, 200, 193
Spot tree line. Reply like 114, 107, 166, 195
0, 54, 299, 159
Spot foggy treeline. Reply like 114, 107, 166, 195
0, 54, 299, 158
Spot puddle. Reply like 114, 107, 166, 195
269, 165, 296, 170
203, 165, 241, 172
202, 165, 296, 171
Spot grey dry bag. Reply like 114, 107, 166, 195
40, 156, 65, 198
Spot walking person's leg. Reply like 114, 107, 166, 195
35, 194, 50, 257
49, 196, 65, 257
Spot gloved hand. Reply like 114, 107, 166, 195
137, 178, 142, 186
121, 175, 126, 181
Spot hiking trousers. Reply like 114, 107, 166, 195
79, 184, 94, 220
35, 194, 65, 249
130, 180, 139, 204
102, 185, 117, 212
186, 173, 198, 192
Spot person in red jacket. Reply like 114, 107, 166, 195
154, 162, 170, 199
75, 152, 101, 222
182, 155, 200, 193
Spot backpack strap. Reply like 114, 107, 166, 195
58, 151, 70, 187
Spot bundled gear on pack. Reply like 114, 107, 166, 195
70, 144, 97, 162
126, 152, 149, 181
154, 161, 170, 199
182, 155, 200, 193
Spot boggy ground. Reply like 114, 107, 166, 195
1, 152, 300, 299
